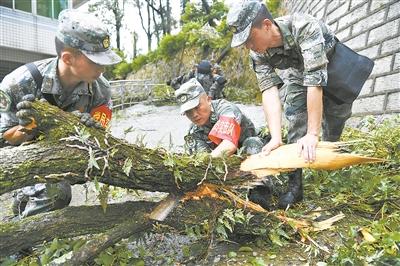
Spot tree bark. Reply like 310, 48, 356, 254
0, 101, 264, 263
0, 201, 155, 257
0, 101, 254, 196
1, 197, 270, 260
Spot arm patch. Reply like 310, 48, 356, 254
208, 116, 241, 147
90, 104, 112, 128
0, 90, 12, 112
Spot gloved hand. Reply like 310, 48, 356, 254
72, 111, 103, 129
16, 94, 36, 127
3, 94, 38, 145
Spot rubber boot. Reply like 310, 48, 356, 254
278, 169, 303, 209
248, 179, 273, 210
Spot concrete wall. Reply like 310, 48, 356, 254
283, 0, 400, 117
0, 6, 58, 80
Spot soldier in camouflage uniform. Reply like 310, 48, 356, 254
0, 9, 122, 218
227, 1, 353, 209
176, 78, 272, 209
170, 60, 227, 100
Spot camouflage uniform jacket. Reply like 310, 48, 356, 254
172, 71, 226, 99
250, 13, 337, 93
0, 57, 112, 137
185, 99, 256, 154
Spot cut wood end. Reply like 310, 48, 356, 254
240, 141, 387, 173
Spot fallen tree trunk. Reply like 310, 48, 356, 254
0, 101, 261, 263
0, 195, 272, 259
0, 201, 156, 257
0, 101, 253, 195
65, 210, 154, 266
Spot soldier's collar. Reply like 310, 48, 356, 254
40, 58, 58, 94
274, 19, 294, 51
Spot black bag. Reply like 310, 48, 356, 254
286, 21, 374, 104
324, 40, 374, 104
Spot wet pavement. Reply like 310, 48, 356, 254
110, 102, 265, 151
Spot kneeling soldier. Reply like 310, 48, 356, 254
175, 78, 272, 209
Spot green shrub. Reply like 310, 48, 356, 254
112, 61, 132, 80
131, 54, 149, 72
152, 84, 175, 102
156, 33, 187, 60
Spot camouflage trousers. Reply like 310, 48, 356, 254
12, 181, 72, 218
283, 83, 353, 143
241, 135, 267, 155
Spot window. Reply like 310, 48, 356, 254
0, 0, 14, 9
37, 0, 68, 19
15, 1, 32, 12
0, 0, 68, 18
53, 0, 68, 19
37, 0, 52, 17
0, 0, 31, 12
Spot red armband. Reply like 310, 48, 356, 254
90, 104, 112, 128
208, 116, 241, 147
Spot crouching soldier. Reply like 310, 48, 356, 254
0, 9, 122, 218
175, 78, 272, 209
170, 60, 227, 100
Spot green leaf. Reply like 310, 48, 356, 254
269, 230, 284, 247
123, 158, 133, 176
88, 146, 100, 170
94, 176, 100, 191
227, 251, 237, 258
98, 185, 110, 213
223, 220, 233, 233
248, 257, 266, 266
238, 246, 253, 252
96, 251, 114, 266
174, 168, 182, 183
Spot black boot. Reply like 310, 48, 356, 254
248, 180, 273, 210
278, 169, 303, 209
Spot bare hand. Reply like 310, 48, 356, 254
261, 138, 283, 156
296, 134, 319, 162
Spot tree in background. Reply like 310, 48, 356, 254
89, 0, 126, 50
134, 0, 154, 52
132, 31, 139, 58
135, 0, 176, 50
180, 0, 226, 28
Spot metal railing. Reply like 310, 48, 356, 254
109, 79, 164, 110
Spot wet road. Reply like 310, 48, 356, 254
110, 103, 265, 151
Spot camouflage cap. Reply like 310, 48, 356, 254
175, 78, 206, 114
227, 0, 263, 47
56, 9, 122, 66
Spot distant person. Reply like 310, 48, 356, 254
175, 78, 272, 209
227, 1, 373, 209
170, 60, 227, 99
0, 9, 122, 218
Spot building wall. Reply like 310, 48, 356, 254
0, 0, 85, 81
0, 6, 58, 80
283, 0, 400, 117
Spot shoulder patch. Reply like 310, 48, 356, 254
0, 90, 12, 112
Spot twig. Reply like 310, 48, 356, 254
306, 234, 330, 254
198, 157, 212, 185
66, 144, 89, 151
223, 157, 229, 182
